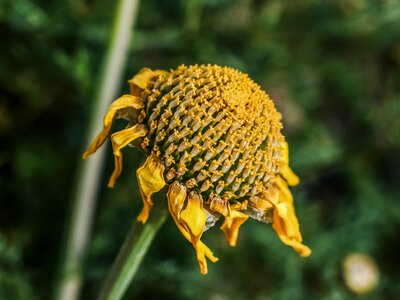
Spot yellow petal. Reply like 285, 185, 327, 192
280, 141, 300, 186
220, 210, 249, 247
270, 178, 311, 257
108, 124, 148, 188
82, 94, 144, 159
167, 182, 218, 274
128, 68, 169, 96
272, 206, 311, 257
167, 181, 187, 218
136, 154, 166, 224
195, 241, 219, 275
179, 192, 207, 246
167, 184, 206, 246
276, 176, 294, 205
178, 226, 218, 275
281, 165, 300, 187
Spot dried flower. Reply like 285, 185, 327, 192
83, 65, 311, 274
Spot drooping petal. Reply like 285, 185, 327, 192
194, 241, 219, 275
272, 203, 311, 257
280, 141, 300, 186
107, 124, 148, 188
167, 182, 218, 275
276, 176, 294, 205
128, 68, 169, 96
167, 184, 207, 246
220, 210, 249, 247
82, 94, 144, 159
179, 192, 207, 246
136, 154, 166, 224
270, 177, 311, 257
167, 181, 187, 221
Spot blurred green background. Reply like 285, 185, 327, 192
1, 0, 400, 299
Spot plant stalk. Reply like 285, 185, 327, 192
97, 202, 168, 300
56, 0, 141, 299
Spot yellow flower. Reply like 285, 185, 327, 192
83, 64, 311, 274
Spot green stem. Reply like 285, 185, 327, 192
97, 202, 168, 300
56, 1, 141, 299
184, 0, 203, 34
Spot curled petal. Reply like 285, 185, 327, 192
180, 192, 207, 246
167, 181, 187, 220
136, 154, 166, 223
272, 204, 311, 257
276, 176, 294, 205
220, 210, 249, 247
167, 182, 218, 274
195, 241, 219, 275
129, 68, 169, 96
82, 94, 144, 159
167, 184, 207, 245
108, 124, 147, 188
270, 177, 311, 257
280, 141, 300, 186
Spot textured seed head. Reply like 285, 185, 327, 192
139, 65, 284, 208
83, 64, 311, 275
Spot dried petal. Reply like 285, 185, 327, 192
167, 182, 218, 274
82, 94, 144, 158
220, 210, 249, 247
136, 154, 166, 223
108, 124, 147, 187
270, 177, 311, 257
128, 68, 168, 96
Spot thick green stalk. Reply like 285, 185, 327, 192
97, 202, 168, 300
56, 0, 141, 299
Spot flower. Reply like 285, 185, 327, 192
83, 64, 311, 274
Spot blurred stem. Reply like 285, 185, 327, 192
184, 0, 203, 34
98, 202, 168, 300
56, 0, 141, 300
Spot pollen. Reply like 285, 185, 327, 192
83, 64, 311, 274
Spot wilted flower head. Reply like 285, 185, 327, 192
83, 64, 311, 274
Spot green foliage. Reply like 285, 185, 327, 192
0, 236, 35, 300
1, 0, 400, 299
